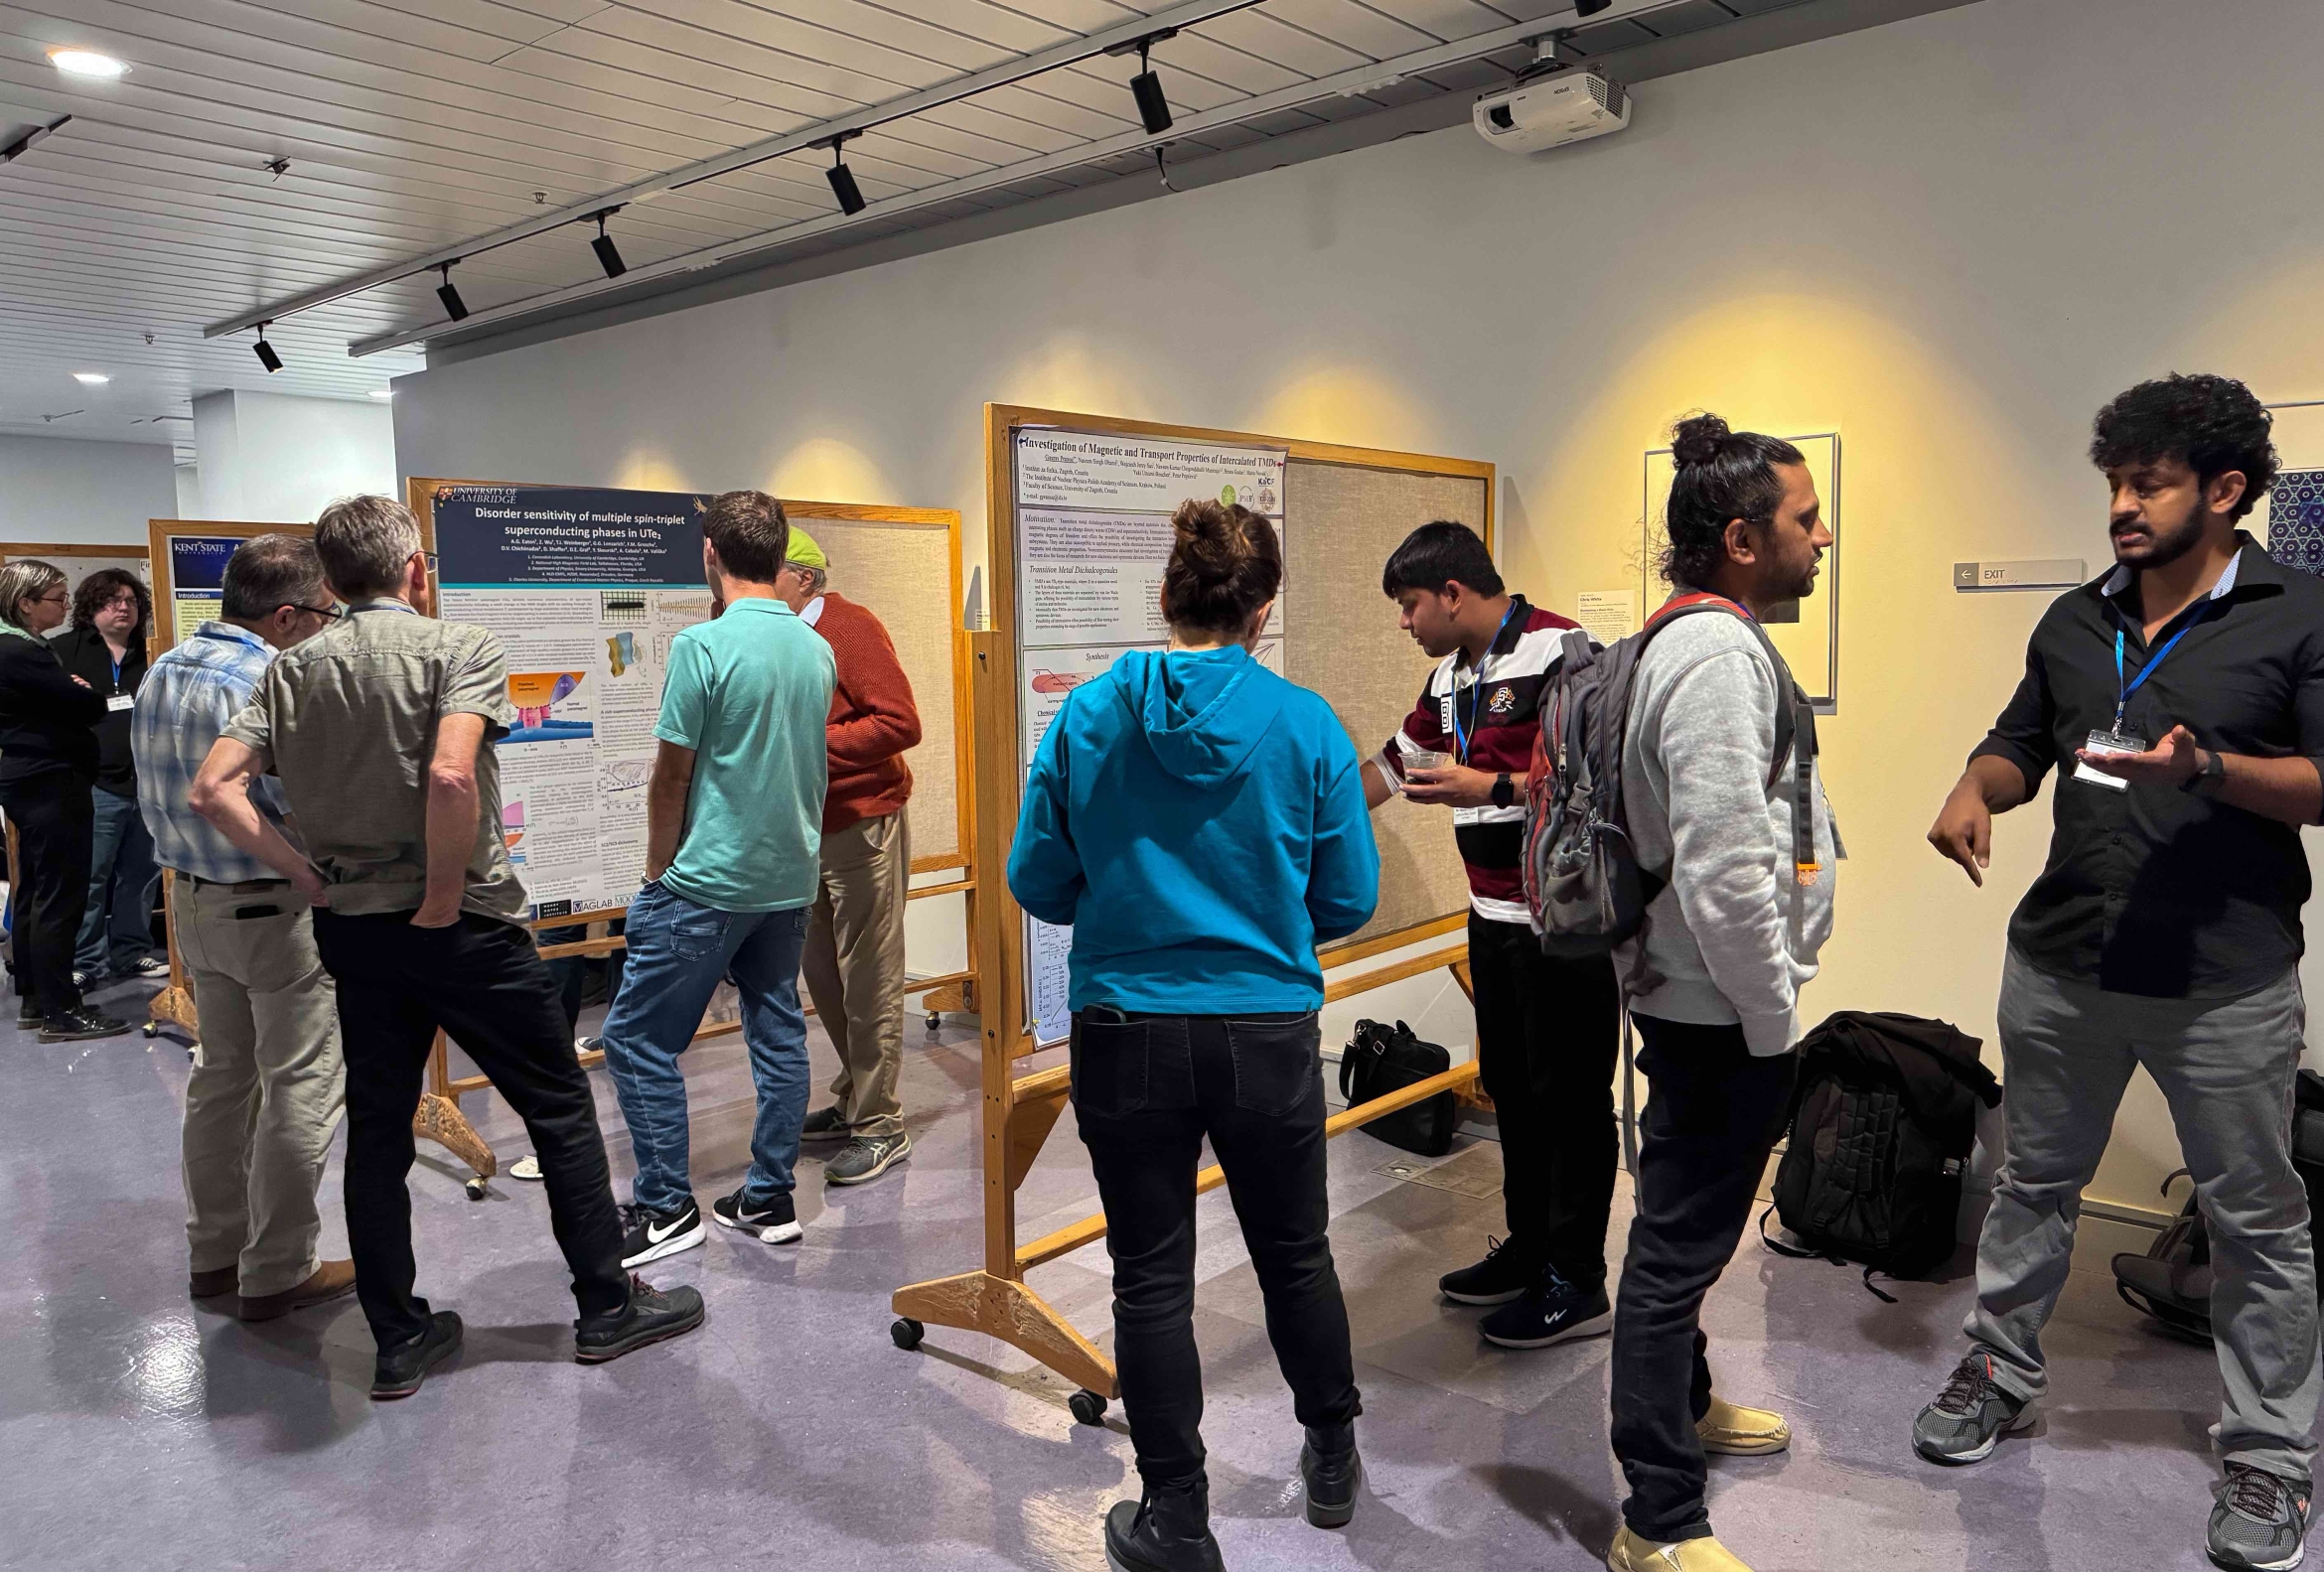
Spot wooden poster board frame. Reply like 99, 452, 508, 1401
891, 405, 1492, 1411
406, 477, 979, 1166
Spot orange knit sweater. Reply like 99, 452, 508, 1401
810, 592, 921, 831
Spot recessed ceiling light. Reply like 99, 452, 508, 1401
49, 49, 127, 78
73, 371, 109, 384
368, 390, 393, 400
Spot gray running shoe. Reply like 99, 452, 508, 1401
799, 1105, 850, 1143
825, 1131, 911, 1186
1913, 1352, 2033, 1464
2209, 1463, 2311, 1572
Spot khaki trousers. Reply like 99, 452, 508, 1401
175, 878, 346, 1298
801, 811, 909, 1138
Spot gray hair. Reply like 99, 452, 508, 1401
0, 560, 66, 632
793, 563, 828, 598
314, 495, 422, 599
222, 535, 328, 621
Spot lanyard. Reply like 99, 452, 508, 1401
1450, 603, 1522, 765
2111, 617, 2201, 733
109, 653, 123, 689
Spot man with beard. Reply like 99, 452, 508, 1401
1919, 374, 2324, 1572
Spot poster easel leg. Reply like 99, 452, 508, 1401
419, 1034, 497, 1196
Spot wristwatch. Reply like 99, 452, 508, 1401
1491, 772, 1516, 809
2181, 747, 2227, 797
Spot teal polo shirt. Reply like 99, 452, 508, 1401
654, 596, 836, 913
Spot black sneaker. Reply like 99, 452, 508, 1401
40, 1008, 132, 1044
1103, 1485, 1224, 1572
130, 956, 171, 979
712, 1187, 802, 1244
1480, 1267, 1613, 1350
825, 1131, 911, 1186
574, 1274, 706, 1363
2209, 1463, 2311, 1571
1439, 1236, 1536, 1306
799, 1105, 849, 1143
1913, 1352, 2035, 1464
1300, 1421, 1361, 1528
371, 1311, 463, 1400
617, 1198, 704, 1268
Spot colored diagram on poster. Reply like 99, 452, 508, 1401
506, 670, 592, 743
598, 757, 651, 816
1021, 647, 1120, 766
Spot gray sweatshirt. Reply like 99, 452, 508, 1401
1615, 611, 1838, 1056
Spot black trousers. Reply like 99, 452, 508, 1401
1609, 1015, 1798, 1542
1467, 914, 1623, 1287
313, 910, 629, 1350
1073, 1008, 1362, 1494
2, 772, 93, 1017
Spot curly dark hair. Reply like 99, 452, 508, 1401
72, 567, 152, 640
2090, 373, 2277, 521
1659, 413, 1806, 589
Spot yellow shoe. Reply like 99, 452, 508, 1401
1695, 1394, 1791, 1456
1606, 1525, 1756, 1571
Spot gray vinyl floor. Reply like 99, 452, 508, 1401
1, 973, 2244, 1572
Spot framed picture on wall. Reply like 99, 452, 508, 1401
2258, 400, 2324, 578
1643, 431, 1842, 712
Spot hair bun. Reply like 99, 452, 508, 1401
1171, 501, 1253, 586
1670, 412, 1732, 469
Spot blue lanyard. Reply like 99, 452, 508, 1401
2112, 619, 2200, 733
109, 654, 123, 689
1451, 604, 1522, 764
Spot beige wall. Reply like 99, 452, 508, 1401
397, 0, 2324, 1217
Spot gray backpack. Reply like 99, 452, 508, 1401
1521, 591, 1812, 962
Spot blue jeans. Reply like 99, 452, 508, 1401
600, 881, 811, 1215
76, 787, 160, 976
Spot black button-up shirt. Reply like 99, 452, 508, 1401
1971, 533, 2324, 999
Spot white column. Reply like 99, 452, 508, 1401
191, 390, 395, 523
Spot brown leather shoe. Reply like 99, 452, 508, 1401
189, 1266, 238, 1300
239, 1259, 357, 1322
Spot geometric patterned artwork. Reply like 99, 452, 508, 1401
2268, 469, 2324, 578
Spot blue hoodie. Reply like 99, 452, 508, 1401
1008, 644, 1380, 1015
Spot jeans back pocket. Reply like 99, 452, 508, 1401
1070, 1007, 1150, 1119
1225, 1012, 1322, 1117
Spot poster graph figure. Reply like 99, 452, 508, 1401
598, 758, 651, 817
607, 631, 638, 676
599, 591, 650, 625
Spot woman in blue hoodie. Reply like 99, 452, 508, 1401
1009, 500, 1380, 1572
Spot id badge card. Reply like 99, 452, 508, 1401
2073, 728, 2144, 791
106, 693, 133, 712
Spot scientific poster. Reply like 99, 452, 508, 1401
164, 535, 242, 645
433, 485, 713, 912
1011, 428, 1289, 1046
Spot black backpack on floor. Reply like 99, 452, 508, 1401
1763, 1011, 1999, 1298
1340, 1019, 1458, 1158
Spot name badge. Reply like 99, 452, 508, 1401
2072, 728, 2143, 791
106, 693, 134, 712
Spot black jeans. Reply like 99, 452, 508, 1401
1073, 1007, 1361, 1494
313, 910, 629, 1350
2, 772, 93, 1016
1468, 914, 1623, 1287
1609, 1014, 1798, 1542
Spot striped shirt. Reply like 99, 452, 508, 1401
132, 621, 290, 884
1375, 596, 1582, 926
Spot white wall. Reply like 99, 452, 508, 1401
195, 390, 395, 523
397, 0, 2324, 1215
0, 435, 177, 547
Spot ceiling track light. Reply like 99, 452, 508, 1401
1105, 28, 1178, 137
436, 262, 469, 322
825, 132, 866, 216
1573, 0, 1614, 14
588, 208, 628, 278
253, 322, 282, 372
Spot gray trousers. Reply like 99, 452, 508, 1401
800, 810, 910, 1139
1966, 947, 2321, 1480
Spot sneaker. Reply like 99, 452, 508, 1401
574, 1274, 706, 1363
712, 1187, 802, 1244
618, 1198, 705, 1268
71, 969, 92, 990
574, 1034, 604, 1056
1439, 1236, 1537, 1306
1696, 1393, 1791, 1456
1103, 1486, 1224, 1572
799, 1105, 850, 1143
2209, 1463, 2312, 1572
1481, 1268, 1613, 1350
371, 1311, 463, 1400
1300, 1421, 1361, 1528
239, 1258, 358, 1322
1913, 1352, 2034, 1465
1606, 1524, 1756, 1571
825, 1131, 912, 1186
40, 1008, 132, 1043
129, 956, 171, 979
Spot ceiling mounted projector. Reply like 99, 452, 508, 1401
1474, 69, 1631, 153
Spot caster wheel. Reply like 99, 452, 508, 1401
926, 1012, 942, 1033
1069, 1388, 1107, 1426
142, 1022, 159, 1039
464, 1178, 489, 1201
890, 1318, 925, 1351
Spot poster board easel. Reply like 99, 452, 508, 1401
891, 406, 1494, 1414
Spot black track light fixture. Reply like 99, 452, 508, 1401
825, 133, 866, 216
1105, 29, 1178, 137
589, 209, 627, 279
1574, 0, 1614, 15
252, 322, 282, 373
436, 262, 469, 322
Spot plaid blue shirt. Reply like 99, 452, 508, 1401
133, 621, 290, 883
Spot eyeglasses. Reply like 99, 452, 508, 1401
35, 590, 69, 606
286, 603, 345, 621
